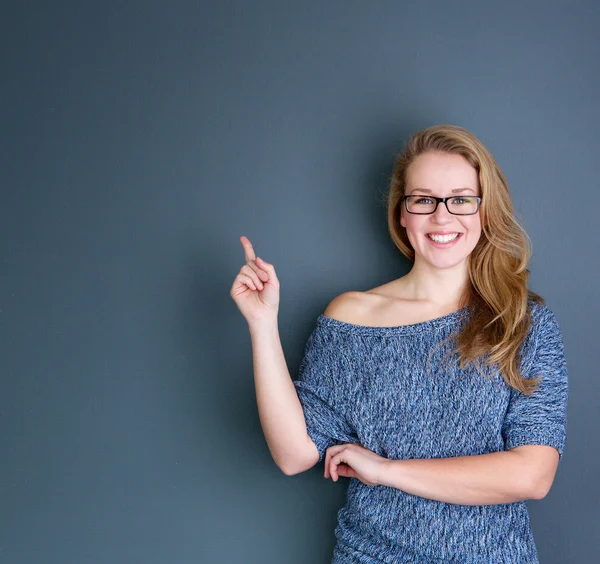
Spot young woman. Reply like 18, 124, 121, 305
230, 124, 568, 563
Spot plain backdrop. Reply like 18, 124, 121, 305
1, 1, 598, 563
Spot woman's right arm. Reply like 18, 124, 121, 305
230, 236, 318, 475
249, 320, 319, 475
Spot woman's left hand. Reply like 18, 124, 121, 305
324, 443, 389, 486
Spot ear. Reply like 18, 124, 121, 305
400, 206, 406, 228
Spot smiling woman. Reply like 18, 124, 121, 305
231, 124, 569, 564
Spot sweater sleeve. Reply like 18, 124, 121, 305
293, 320, 359, 462
501, 305, 569, 461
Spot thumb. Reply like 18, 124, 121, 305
256, 256, 279, 285
256, 256, 270, 267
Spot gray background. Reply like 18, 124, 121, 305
1, 1, 598, 563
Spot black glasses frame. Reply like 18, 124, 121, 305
402, 195, 482, 215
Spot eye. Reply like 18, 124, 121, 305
414, 197, 433, 204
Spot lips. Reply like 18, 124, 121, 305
427, 232, 461, 240
426, 232, 463, 245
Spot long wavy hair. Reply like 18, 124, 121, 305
387, 124, 543, 395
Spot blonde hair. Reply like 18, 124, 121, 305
387, 124, 543, 395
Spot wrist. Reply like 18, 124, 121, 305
248, 318, 279, 336
379, 458, 400, 488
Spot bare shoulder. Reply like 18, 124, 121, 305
322, 291, 371, 323
323, 284, 395, 325
320, 279, 449, 327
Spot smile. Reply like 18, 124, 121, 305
427, 232, 462, 243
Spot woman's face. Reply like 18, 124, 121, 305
400, 151, 482, 270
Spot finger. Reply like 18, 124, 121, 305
324, 445, 342, 479
255, 257, 279, 286
245, 259, 269, 282
332, 453, 350, 482
238, 273, 257, 291
241, 264, 263, 290
330, 456, 339, 482
337, 465, 352, 479
240, 235, 256, 263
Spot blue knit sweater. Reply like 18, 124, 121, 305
293, 300, 568, 563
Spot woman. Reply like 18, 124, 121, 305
230, 124, 568, 563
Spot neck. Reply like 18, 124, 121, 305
402, 259, 470, 308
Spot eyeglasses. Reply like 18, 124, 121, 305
402, 195, 482, 215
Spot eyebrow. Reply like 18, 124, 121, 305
407, 187, 476, 194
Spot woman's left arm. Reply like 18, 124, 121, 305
377, 444, 559, 504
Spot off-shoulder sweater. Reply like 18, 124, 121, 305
293, 300, 568, 563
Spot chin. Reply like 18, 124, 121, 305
421, 254, 470, 270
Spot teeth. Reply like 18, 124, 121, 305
428, 233, 460, 243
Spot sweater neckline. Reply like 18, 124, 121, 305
316, 304, 470, 336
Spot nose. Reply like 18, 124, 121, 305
431, 201, 454, 223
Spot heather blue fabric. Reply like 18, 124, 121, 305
293, 300, 569, 563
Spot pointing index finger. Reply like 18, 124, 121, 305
240, 235, 256, 262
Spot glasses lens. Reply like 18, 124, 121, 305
448, 196, 479, 215
405, 196, 436, 213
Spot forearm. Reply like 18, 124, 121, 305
249, 321, 313, 474
379, 450, 538, 505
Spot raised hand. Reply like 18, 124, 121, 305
230, 236, 280, 326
